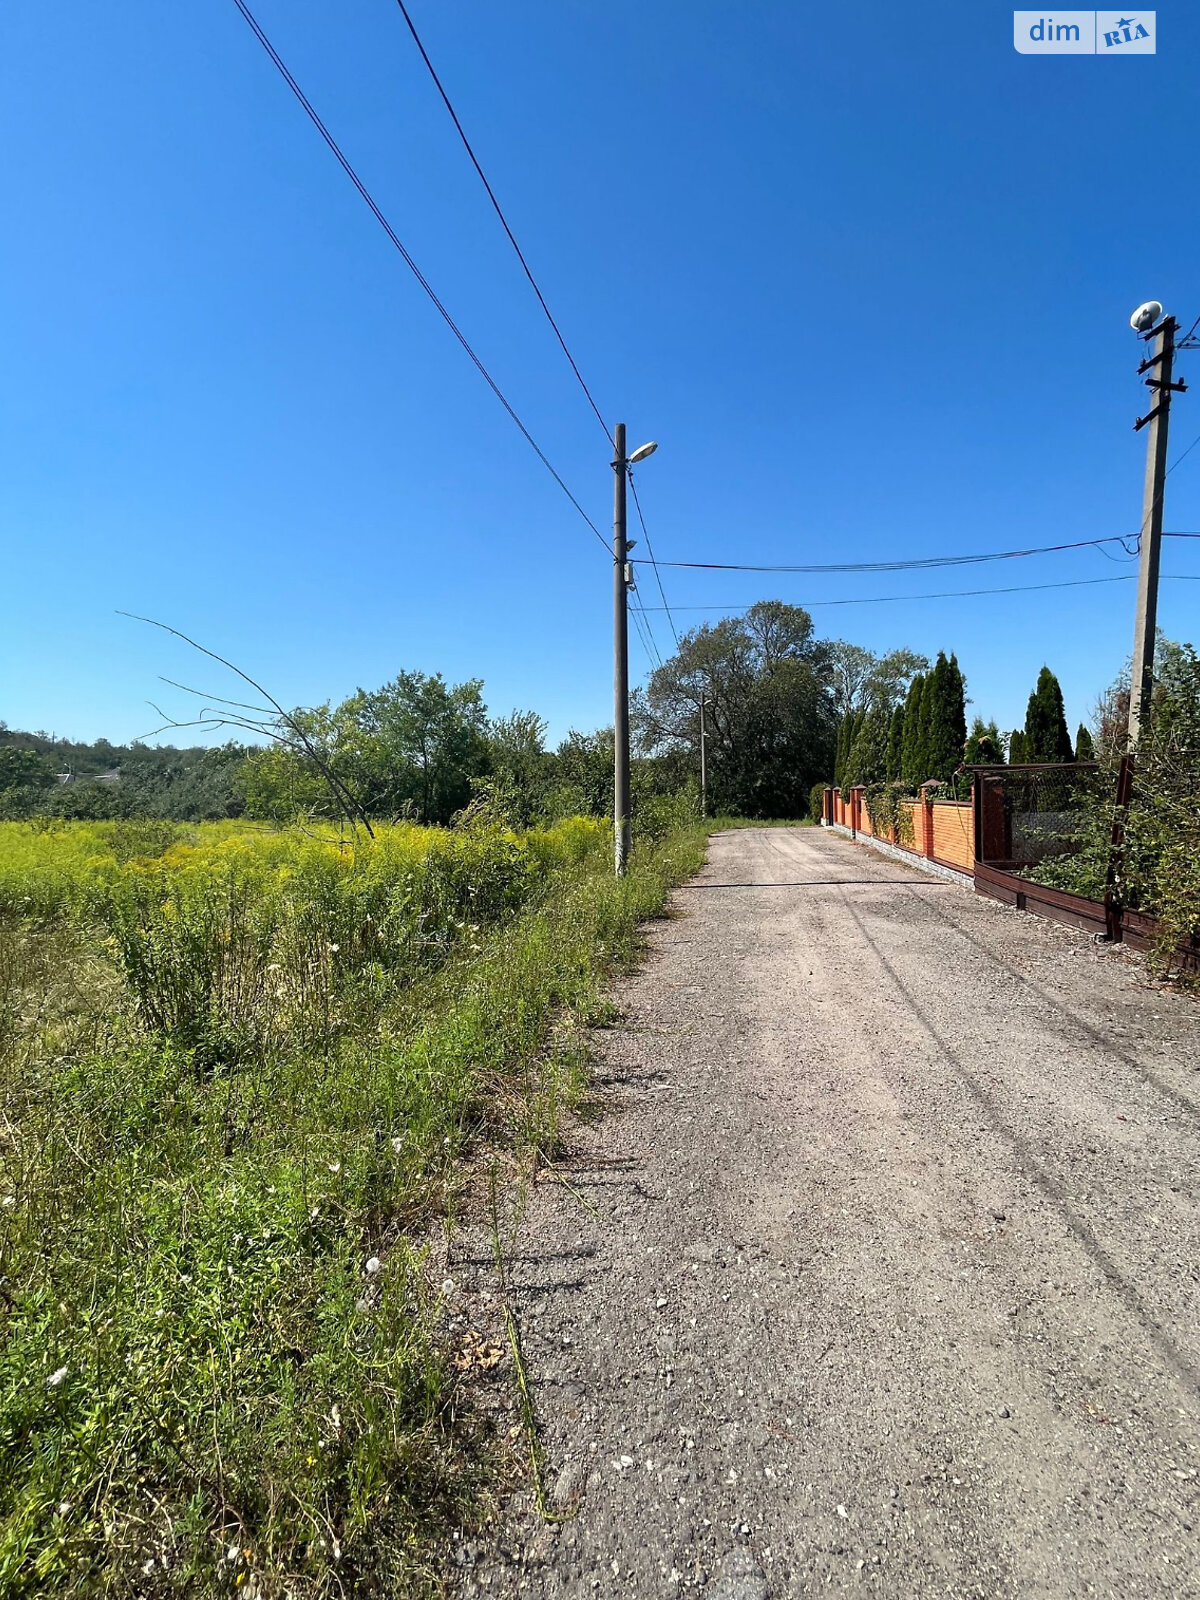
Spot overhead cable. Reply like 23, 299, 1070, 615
229, 0, 610, 553
628, 474, 681, 650
631, 533, 1148, 575
637, 572, 1164, 612
391, 0, 610, 442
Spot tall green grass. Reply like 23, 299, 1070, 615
0, 816, 705, 1596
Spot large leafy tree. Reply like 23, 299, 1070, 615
633, 601, 836, 817
242, 673, 490, 825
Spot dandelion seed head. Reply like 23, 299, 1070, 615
365, 1256, 382, 1276
47, 1366, 68, 1389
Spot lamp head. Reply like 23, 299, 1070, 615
629, 440, 658, 464
1130, 300, 1163, 334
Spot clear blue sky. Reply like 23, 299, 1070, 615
2, 1, 1198, 746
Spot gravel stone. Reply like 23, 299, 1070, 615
460, 827, 1200, 1597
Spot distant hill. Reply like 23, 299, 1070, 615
0, 725, 251, 821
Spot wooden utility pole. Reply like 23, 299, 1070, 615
1128, 314, 1182, 747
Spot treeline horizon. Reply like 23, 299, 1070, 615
2, 605, 1144, 827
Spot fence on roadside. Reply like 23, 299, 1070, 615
826, 782, 975, 874
822, 766, 1199, 973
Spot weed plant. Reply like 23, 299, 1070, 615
0, 816, 705, 1595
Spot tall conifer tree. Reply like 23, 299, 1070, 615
901, 673, 927, 789
1023, 667, 1074, 763
887, 704, 905, 780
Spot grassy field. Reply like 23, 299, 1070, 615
0, 814, 705, 1597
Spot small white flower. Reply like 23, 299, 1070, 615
142, 1559, 156, 1576
332, 1542, 343, 1561
47, 1367, 69, 1389
329, 943, 339, 954
226, 1545, 241, 1563
390, 1136, 404, 1154
57, 1502, 72, 1517
441, 1277, 455, 1295
365, 1256, 382, 1276
327, 1161, 341, 1174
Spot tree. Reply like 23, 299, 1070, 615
241, 672, 490, 825
1074, 723, 1095, 762
633, 601, 836, 817
826, 642, 877, 721
1009, 729, 1028, 764
923, 652, 968, 784
0, 746, 56, 819
843, 701, 890, 788
1023, 667, 1074, 764
867, 648, 929, 709
353, 672, 489, 823
838, 720, 857, 787
886, 703, 905, 781
963, 717, 1004, 766
478, 710, 551, 825
900, 673, 927, 790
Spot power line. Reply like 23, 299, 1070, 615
629, 597, 664, 669
636, 572, 1180, 612
388, 3, 687, 651
1167, 427, 1200, 478
631, 532, 1146, 575
628, 473, 681, 650
229, 0, 610, 554
391, 0, 610, 443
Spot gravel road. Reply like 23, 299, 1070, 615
457, 826, 1200, 1598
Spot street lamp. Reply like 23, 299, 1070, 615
611, 425, 658, 876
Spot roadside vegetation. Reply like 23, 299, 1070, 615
0, 811, 705, 1595
1026, 640, 1200, 978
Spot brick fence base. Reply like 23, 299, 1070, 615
825, 822, 972, 890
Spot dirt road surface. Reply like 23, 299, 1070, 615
457, 826, 1200, 1598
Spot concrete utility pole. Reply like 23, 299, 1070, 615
699, 693, 708, 818
611, 426, 659, 877
612, 423, 631, 876
1128, 309, 1184, 747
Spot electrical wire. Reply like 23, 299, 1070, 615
391, 0, 609, 443
629, 597, 664, 669
636, 572, 1166, 613
229, 0, 610, 554
631, 532, 1143, 575
1167, 427, 1200, 479
628, 473, 681, 650
389, 0, 687, 647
